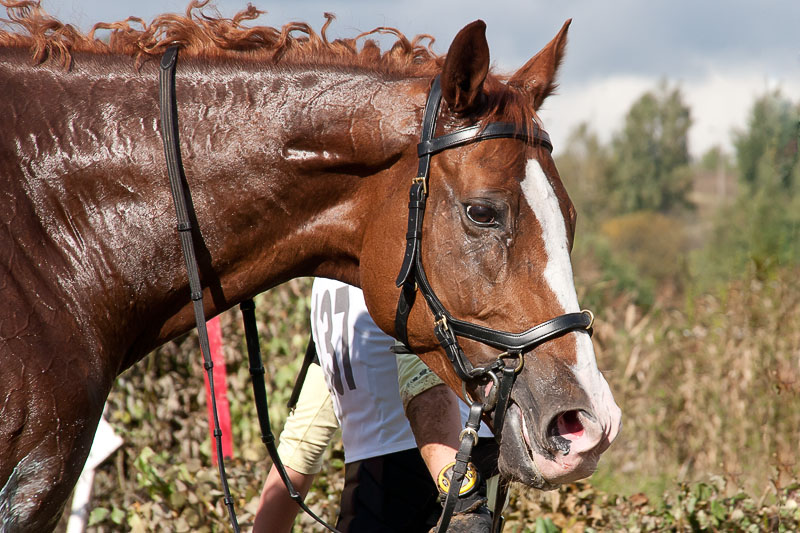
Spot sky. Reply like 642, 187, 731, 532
39, 0, 800, 158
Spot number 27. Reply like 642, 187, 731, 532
319, 286, 357, 394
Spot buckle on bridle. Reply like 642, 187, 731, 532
461, 370, 499, 412
581, 309, 594, 330
458, 427, 479, 447
497, 351, 524, 374
412, 175, 428, 195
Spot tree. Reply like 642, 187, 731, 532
733, 90, 800, 192
607, 82, 693, 214
556, 122, 612, 222
694, 91, 800, 284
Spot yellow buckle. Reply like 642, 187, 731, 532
412, 175, 428, 195
497, 352, 524, 374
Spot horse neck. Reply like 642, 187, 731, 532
3, 50, 422, 369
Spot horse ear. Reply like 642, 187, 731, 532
440, 20, 490, 115
508, 19, 571, 109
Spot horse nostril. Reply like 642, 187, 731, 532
557, 410, 585, 436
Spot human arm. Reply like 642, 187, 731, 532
252, 363, 339, 533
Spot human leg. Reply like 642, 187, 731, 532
252, 364, 339, 533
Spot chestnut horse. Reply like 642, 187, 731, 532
0, 2, 621, 530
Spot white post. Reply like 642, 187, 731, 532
66, 416, 123, 533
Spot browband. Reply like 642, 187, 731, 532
418, 122, 553, 158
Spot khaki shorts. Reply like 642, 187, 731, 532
275, 363, 339, 475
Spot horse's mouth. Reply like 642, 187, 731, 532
501, 402, 605, 489
499, 403, 556, 489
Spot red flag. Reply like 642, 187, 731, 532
203, 316, 233, 462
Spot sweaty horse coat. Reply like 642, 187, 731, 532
0, 2, 621, 530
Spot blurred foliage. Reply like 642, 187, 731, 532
556, 124, 612, 221
71, 84, 800, 532
691, 91, 800, 289
561, 81, 694, 217
734, 91, 800, 192
607, 82, 693, 214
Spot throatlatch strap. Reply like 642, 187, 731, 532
159, 45, 240, 533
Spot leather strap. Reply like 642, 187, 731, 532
240, 301, 342, 533
435, 401, 485, 533
491, 366, 517, 443
418, 121, 552, 157
159, 45, 241, 532
160, 46, 341, 533
287, 334, 318, 412
444, 311, 592, 353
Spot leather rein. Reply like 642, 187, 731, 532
158, 45, 593, 532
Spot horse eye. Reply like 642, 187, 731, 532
465, 204, 498, 226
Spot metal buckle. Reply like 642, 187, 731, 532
435, 315, 449, 334
412, 175, 428, 195
581, 309, 595, 330
497, 351, 524, 374
458, 427, 479, 447
461, 371, 500, 412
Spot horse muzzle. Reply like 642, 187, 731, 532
499, 392, 621, 489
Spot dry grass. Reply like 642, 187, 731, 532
72, 269, 800, 532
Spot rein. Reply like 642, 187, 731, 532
394, 76, 594, 532
158, 46, 342, 533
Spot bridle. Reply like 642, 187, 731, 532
395, 74, 593, 424
158, 45, 593, 533
394, 75, 594, 531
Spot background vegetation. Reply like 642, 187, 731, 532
70, 86, 800, 531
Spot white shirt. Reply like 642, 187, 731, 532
311, 278, 417, 462
311, 278, 492, 464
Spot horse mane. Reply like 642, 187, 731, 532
0, 0, 443, 72
0, 0, 539, 133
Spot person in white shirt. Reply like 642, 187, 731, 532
253, 279, 498, 532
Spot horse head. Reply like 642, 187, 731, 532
361, 19, 621, 489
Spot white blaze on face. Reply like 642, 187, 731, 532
521, 159, 621, 437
